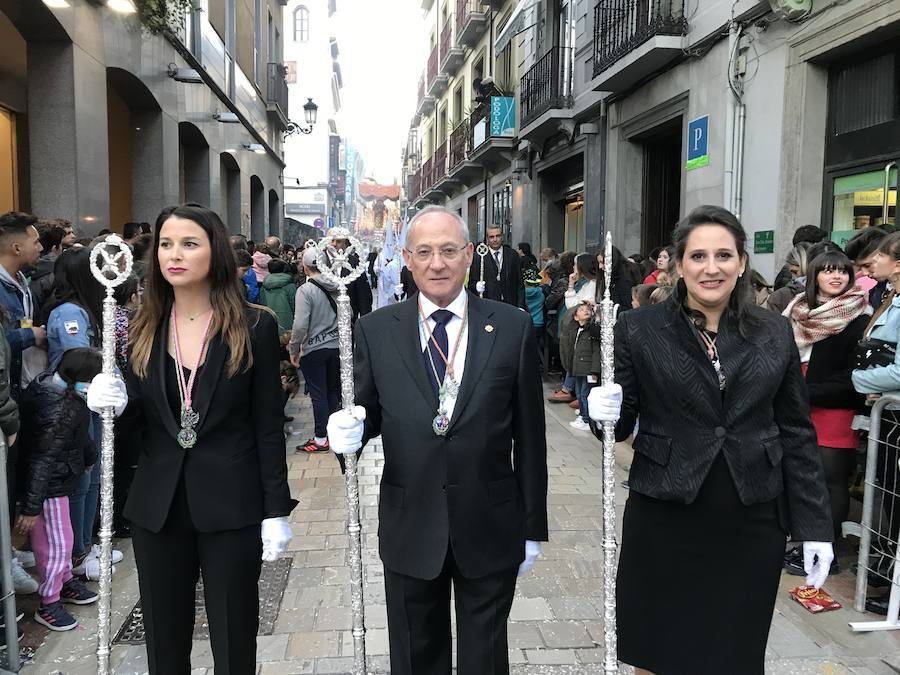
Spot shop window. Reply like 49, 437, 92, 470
830, 167, 897, 244
492, 183, 512, 235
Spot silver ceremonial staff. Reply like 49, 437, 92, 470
315, 229, 367, 674
599, 231, 618, 673
475, 242, 488, 298
89, 235, 134, 675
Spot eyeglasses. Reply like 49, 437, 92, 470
406, 245, 468, 263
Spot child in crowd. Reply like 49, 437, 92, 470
523, 267, 546, 354
16, 348, 102, 631
260, 258, 298, 335
650, 285, 674, 304
631, 284, 657, 309
559, 301, 601, 432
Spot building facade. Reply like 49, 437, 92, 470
0, 0, 289, 239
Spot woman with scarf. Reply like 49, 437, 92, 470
781, 249, 869, 575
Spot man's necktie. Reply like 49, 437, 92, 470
494, 250, 501, 269
423, 309, 454, 400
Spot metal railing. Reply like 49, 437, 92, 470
592, 0, 688, 77
456, 0, 486, 43
433, 142, 448, 184
421, 157, 434, 193
851, 395, 900, 632
440, 21, 453, 64
408, 170, 421, 202
266, 63, 289, 118
449, 121, 469, 170
417, 74, 426, 107
427, 44, 439, 86
520, 46, 573, 127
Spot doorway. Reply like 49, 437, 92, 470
564, 191, 584, 252
639, 117, 682, 254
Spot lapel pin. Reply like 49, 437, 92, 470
485, 325, 494, 333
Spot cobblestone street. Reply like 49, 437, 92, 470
18, 383, 900, 674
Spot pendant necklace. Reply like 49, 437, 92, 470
419, 302, 469, 436
697, 328, 726, 391
171, 305, 215, 449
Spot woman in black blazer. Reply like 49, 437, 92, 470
588, 206, 833, 675
781, 249, 868, 572
88, 204, 297, 674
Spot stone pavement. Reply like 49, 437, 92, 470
17, 381, 900, 674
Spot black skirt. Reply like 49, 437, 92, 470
616, 453, 786, 675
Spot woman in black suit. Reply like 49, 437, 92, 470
88, 204, 297, 674
588, 205, 834, 675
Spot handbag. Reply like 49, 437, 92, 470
854, 337, 897, 370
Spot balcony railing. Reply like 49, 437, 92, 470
593, 0, 687, 77
408, 170, 421, 202
456, 0, 488, 47
449, 121, 469, 170
520, 47, 573, 128
417, 75, 425, 106
421, 157, 434, 193
440, 21, 452, 63
266, 63, 289, 120
433, 142, 448, 184
427, 44, 439, 87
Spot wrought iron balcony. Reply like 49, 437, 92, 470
416, 73, 435, 116
449, 121, 470, 171
520, 47, 573, 128
593, 0, 688, 83
440, 20, 465, 77
421, 157, 434, 193
456, 0, 489, 49
427, 43, 449, 97
266, 63, 290, 129
433, 142, 448, 185
408, 170, 421, 202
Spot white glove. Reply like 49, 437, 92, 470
327, 406, 366, 455
517, 540, 542, 577
261, 516, 292, 561
87, 373, 128, 417
476, 280, 486, 294
394, 283, 404, 297
587, 384, 622, 422
802, 541, 834, 590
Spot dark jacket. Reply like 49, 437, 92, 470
467, 244, 526, 309
767, 277, 805, 315
30, 254, 57, 323
559, 309, 601, 377
259, 272, 297, 334
354, 293, 548, 580
0, 267, 36, 401
339, 252, 373, 323
18, 373, 96, 516
544, 276, 569, 339
0, 334, 18, 438
804, 314, 869, 410
773, 263, 792, 291
121, 308, 297, 532
598, 299, 833, 542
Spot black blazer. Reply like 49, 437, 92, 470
468, 245, 526, 310
354, 292, 548, 580
805, 314, 868, 410
601, 299, 832, 542
122, 308, 297, 533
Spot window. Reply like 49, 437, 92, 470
294, 6, 309, 42
492, 184, 512, 233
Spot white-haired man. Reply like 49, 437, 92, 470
328, 206, 548, 675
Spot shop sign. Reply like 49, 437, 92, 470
753, 229, 774, 254
490, 97, 515, 138
831, 229, 856, 248
685, 115, 709, 171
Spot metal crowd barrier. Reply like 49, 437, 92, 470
0, 436, 21, 672
851, 394, 900, 632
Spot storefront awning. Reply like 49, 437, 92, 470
494, 0, 538, 55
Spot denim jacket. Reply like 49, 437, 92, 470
0, 269, 36, 401
852, 293, 900, 398
47, 303, 96, 373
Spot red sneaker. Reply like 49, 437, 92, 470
547, 388, 575, 403
297, 438, 330, 453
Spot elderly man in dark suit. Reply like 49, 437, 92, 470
328, 205, 548, 675
468, 225, 526, 309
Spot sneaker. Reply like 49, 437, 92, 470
569, 417, 590, 431
60, 578, 98, 605
547, 388, 575, 403
568, 400, 581, 410
90, 543, 124, 565
13, 549, 35, 569
297, 438, 329, 453
10, 558, 37, 595
34, 601, 77, 631
79, 556, 116, 582
865, 591, 891, 616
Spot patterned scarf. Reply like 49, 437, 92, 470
783, 285, 869, 350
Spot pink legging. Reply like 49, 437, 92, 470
31, 496, 74, 605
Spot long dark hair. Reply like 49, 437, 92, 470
804, 250, 855, 310
575, 253, 598, 280
129, 204, 251, 379
40, 248, 104, 333
671, 205, 762, 340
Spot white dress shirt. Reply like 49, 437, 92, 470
418, 288, 469, 420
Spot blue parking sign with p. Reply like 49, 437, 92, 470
686, 115, 709, 170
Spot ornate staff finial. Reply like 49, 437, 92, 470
475, 242, 489, 298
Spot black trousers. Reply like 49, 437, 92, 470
131, 478, 262, 675
384, 546, 517, 675
298, 347, 340, 439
